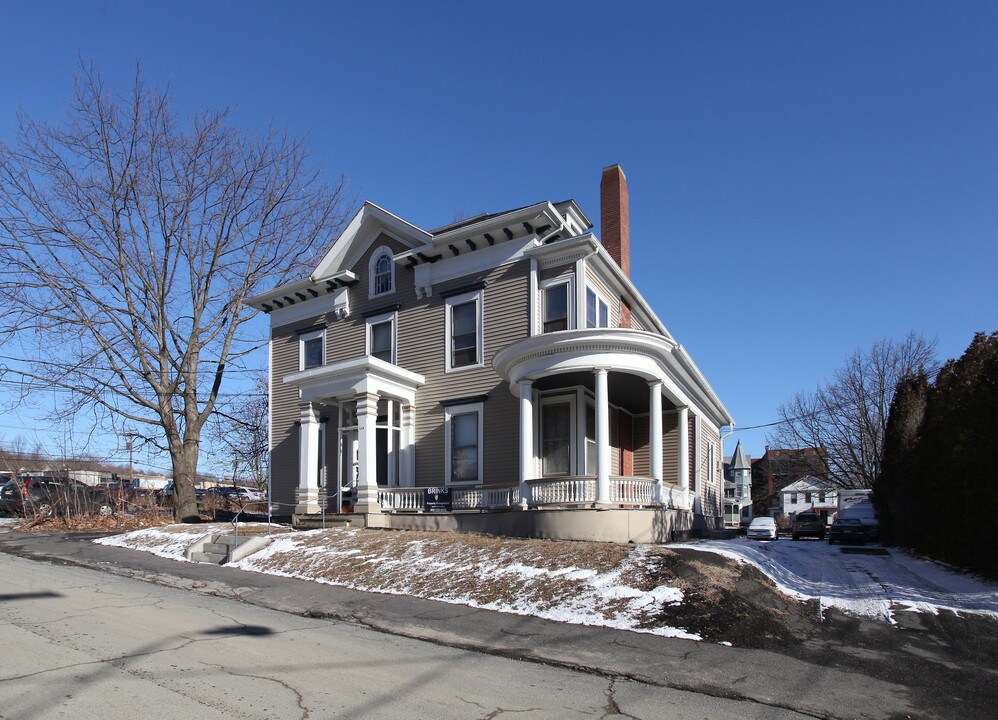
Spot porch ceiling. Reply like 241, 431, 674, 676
533, 371, 677, 414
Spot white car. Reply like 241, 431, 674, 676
747, 516, 778, 541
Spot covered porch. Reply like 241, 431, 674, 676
285, 356, 425, 517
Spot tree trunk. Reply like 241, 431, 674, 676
171, 444, 201, 523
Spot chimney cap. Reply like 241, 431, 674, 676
602, 163, 626, 177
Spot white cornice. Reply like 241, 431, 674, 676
311, 202, 430, 280
491, 328, 733, 428
410, 237, 538, 298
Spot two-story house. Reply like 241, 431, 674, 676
246, 166, 734, 543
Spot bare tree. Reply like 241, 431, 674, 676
0, 65, 349, 521
208, 372, 269, 493
769, 333, 937, 489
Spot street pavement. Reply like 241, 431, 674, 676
0, 550, 821, 720
0, 531, 932, 719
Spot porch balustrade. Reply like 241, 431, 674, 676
452, 485, 521, 510
527, 477, 596, 505
377, 487, 424, 511
609, 477, 655, 505
374, 480, 689, 512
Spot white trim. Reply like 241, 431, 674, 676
538, 394, 577, 477
368, 245, 396, 299
365, 310, 397, 364
312, 202, 430, 280
445, 288, 484, 373
266, 287, 350, 328
299, 328, 324, 371
409, 237, 536, 298
444, 401, 484, 485
528, 258, 538, 337
538, 275, 574, 334
585, 284, 611, 329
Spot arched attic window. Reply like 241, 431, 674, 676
369, 246, 394, 297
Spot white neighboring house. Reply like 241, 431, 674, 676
723, 440, 753, 528
779, 475, 837, 522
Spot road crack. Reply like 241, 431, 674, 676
202, 661, 310, 720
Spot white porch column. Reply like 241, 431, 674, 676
649, 381, 663, 504
595, 368, 610, 505
677, 406, 690, 501
354, 392, 382, 515
402, 403, 417, 488
297, 402, 321, 514
518, 380, 534, 508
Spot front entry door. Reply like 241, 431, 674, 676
339, 428, 358, 511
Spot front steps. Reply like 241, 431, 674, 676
186, 533, 273, 564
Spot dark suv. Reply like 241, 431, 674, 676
0, 476, 114, 517
791, 512, 826, 540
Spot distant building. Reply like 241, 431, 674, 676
778, 475, 837, 522
723, 440, 753, 528
751, 446, 827, 515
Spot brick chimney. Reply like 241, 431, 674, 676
600, 164, 630, 278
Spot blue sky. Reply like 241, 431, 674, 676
1, 1, 996, 470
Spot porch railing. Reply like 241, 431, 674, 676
610, 477, 655, 505
528, 477, 595, 505
452, 485, 520, 510
377, 480, 690, 512
378, 487, 424, 511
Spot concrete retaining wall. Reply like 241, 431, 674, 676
368, 508, 694, 544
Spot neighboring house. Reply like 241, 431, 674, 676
778, 475, 837, 522
723, 440, 752, 528
751, 446, 827, 515
246, 166, 734, 543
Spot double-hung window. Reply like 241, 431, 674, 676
366, 311, 396, 364
369, 247, 395, 298
445, 402, 483, 484
446, 289, 483, 371
299, 329, 324, 370
585, 287, 609, 328
540, 278, 572, 333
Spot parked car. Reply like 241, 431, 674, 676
215, 487, 264, 503
0, 476, 114, 517
837, 503, 879, 541
746, 516, 778, 541
791, 512, 826, 541
827, 517, 866, 545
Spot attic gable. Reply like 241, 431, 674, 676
311, 202, 430, 281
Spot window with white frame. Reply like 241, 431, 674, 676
585, 287, 609, 328
445, 289, 483, 371
299, 329, 324, 370
540, 278, 572, 333
369, 247, 394, 297
366, 311, 396, 364
445, 402, 483, 484
540, 396, 575, 476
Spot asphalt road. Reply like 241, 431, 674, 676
0, 551, 811, 720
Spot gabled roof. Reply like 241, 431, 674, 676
311, 202, 431, 281
780, 476, 834, 493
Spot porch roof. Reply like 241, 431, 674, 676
284, 356, 425, 405
492, 328, 733, 428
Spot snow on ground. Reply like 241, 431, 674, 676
674, 537, 998, 624
94, 522, 278, 561
97, 525, 699, 640
0, 517, 20, 533
95, 525, 998, 634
